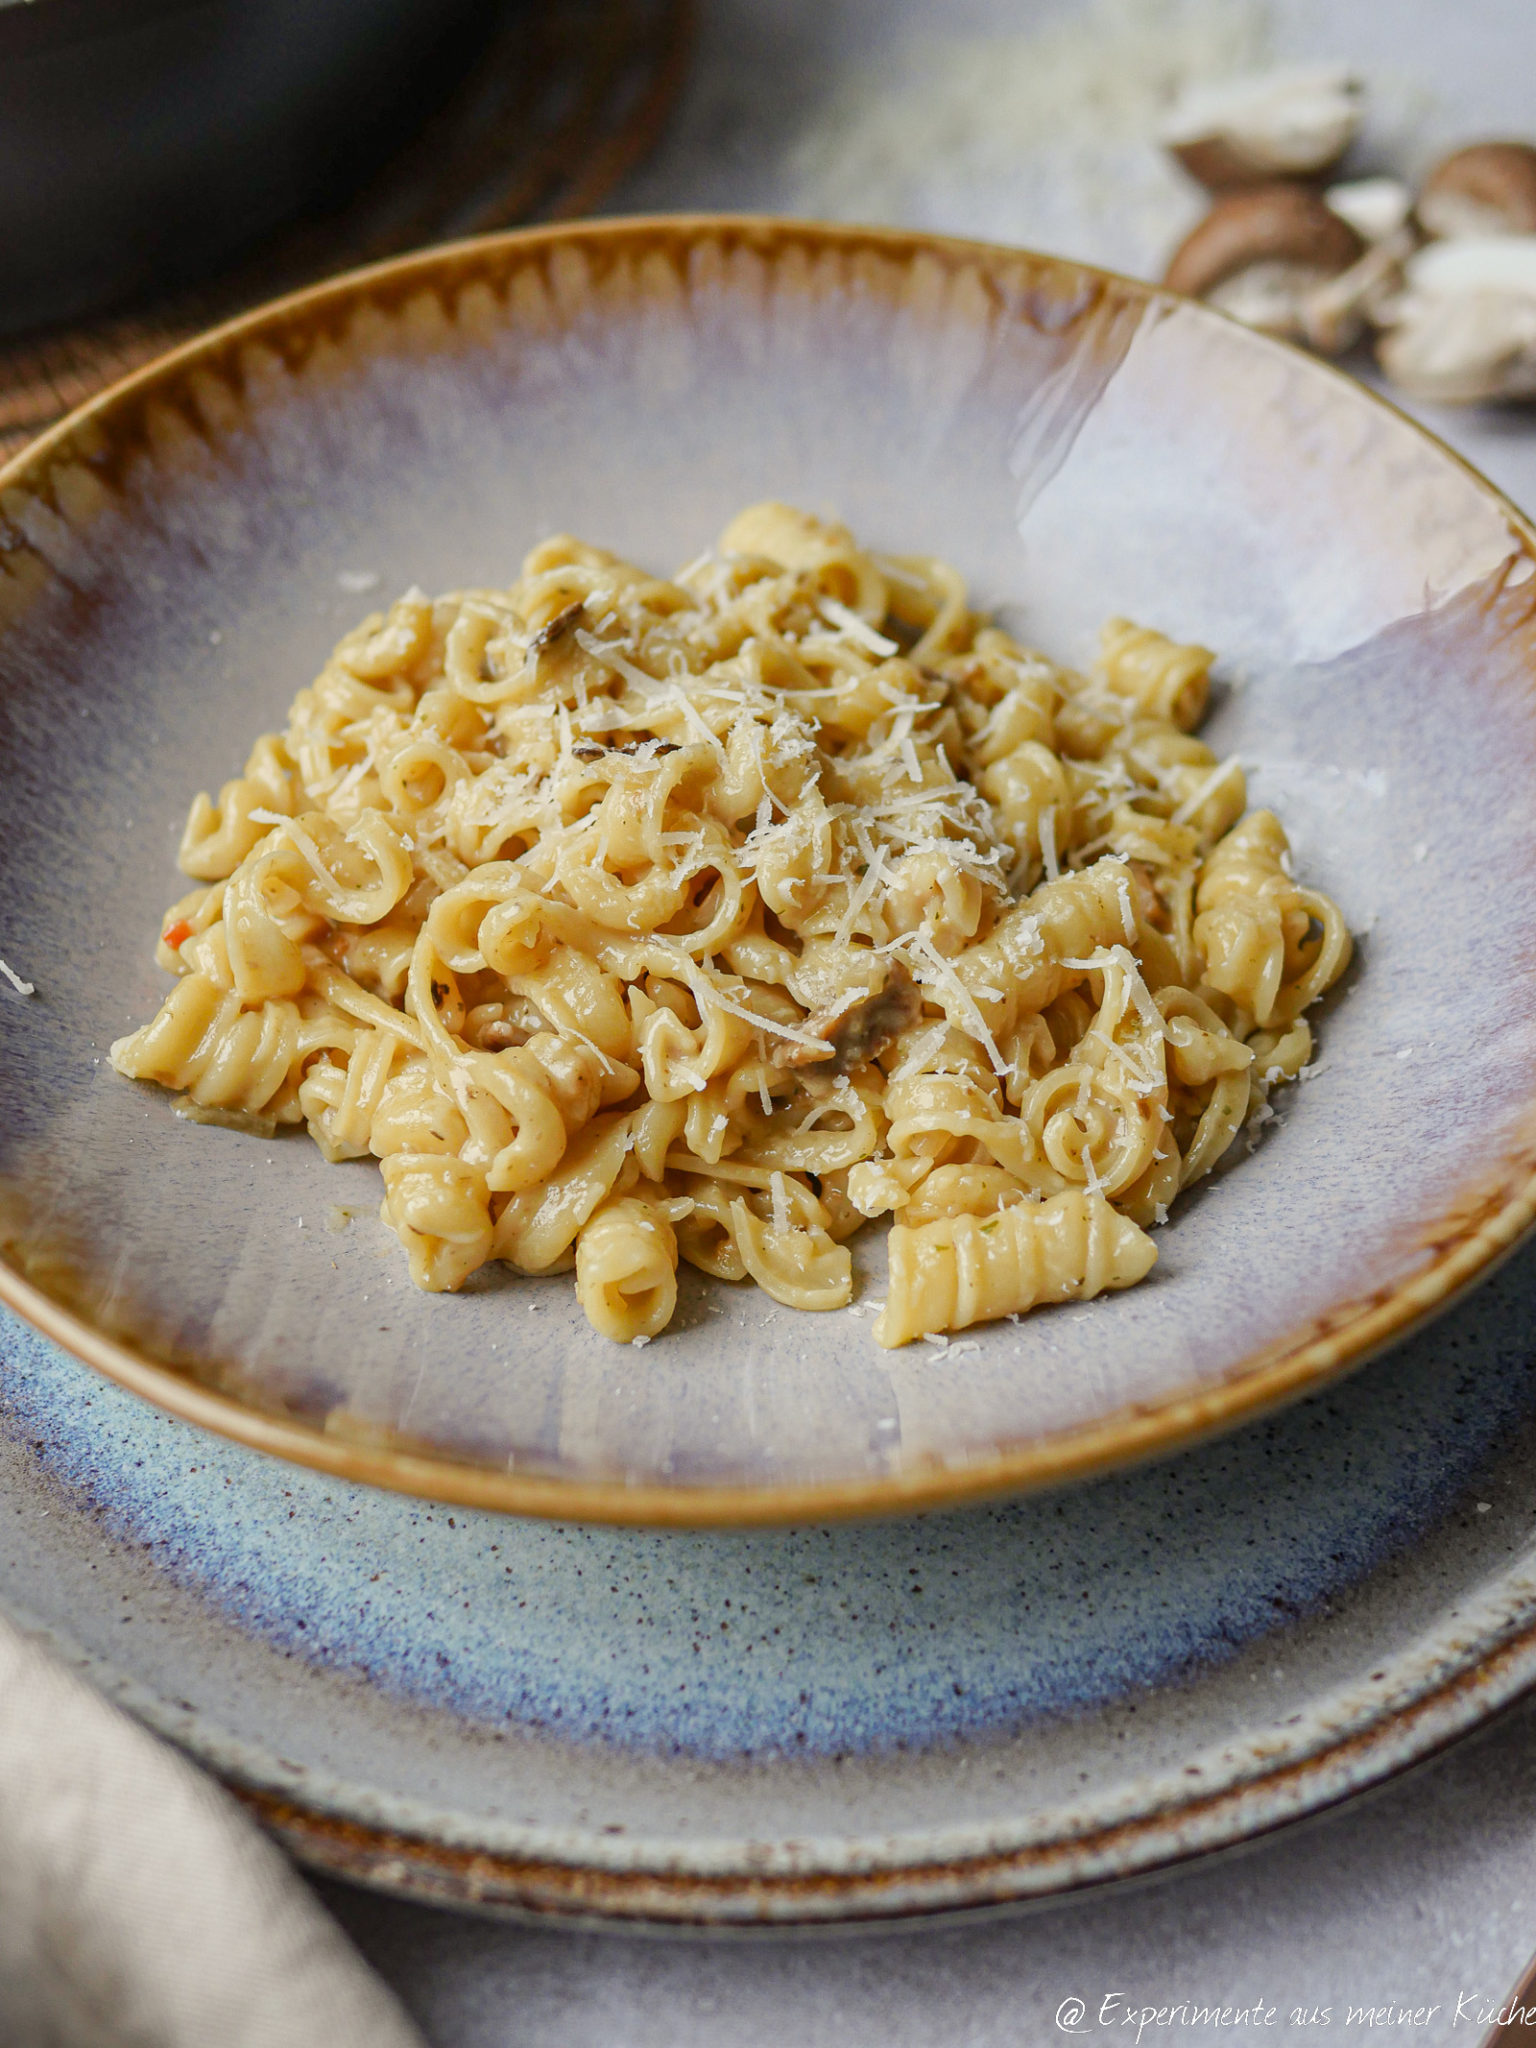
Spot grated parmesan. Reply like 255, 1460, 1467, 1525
817, 597, 898, 655
893, 926, 1010, 1078
1039, 806, 1060, 885
783, 0, 1271, 279
1171, 754, 1243, 828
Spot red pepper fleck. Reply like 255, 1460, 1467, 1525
161, 919, 194, 949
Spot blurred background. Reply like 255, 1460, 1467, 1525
12, 0, 1536, 491
10, 0, 1536, 468
0, 0, 692, 452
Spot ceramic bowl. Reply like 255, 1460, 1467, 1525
2, 217, 1535, 1526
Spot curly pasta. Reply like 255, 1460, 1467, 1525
111, 504, 1352, 1346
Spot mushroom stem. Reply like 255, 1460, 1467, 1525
1163, 185, 1364, 344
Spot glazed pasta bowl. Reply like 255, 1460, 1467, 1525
2, 216, 1535, 1526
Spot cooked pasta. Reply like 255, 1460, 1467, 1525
111, 504, 1351, 1347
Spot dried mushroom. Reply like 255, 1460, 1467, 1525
775, 964, 922, 1076
1163, 185, 1364, 349
528, 600, 584, 654
1377, 235, 1536, 402
1161, 64, 1364, 191
1418, 143, 1536, 241
1324, 176, 1414, 245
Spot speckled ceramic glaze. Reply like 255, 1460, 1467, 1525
8, 1232, 1536, 1921
3, 218, 1536, 1522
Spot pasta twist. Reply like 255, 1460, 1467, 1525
111, 974, 307, 1121
1097, 618, 1214, 730
1194, 811, 1352, 1027
875, 1191, 1156, 1347
575, 1197, 681, 1343
178, 736, 300, 882
380, 1152, 494, 1293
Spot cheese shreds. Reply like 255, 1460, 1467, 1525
1115, 873, 1137, 944
0, 956, 35, 996
247, 811, 361, 902
1039, 806, 1060, 884
833, 843, 890, 949
896, 926, 1010, 1079
793, 1083, 863, 1136
818, 596, 899, 656
890, 1020, 948, 1082
783, 0, 1271, 283
694, 980, 834, 1052
575, 627, 662, 696
1171, 753, 1242, 827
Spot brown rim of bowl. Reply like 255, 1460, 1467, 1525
2, 214, 1535, 1530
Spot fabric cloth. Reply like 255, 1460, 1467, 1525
0, 1611, 426, 2048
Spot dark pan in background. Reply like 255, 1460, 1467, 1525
0, 0, 496, 335
0, 0, 692, 454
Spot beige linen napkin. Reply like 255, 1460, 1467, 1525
0, 1612, 426, 2048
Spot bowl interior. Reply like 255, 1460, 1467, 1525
3, 220, 1536, 1519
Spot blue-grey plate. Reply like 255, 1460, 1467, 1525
6, 1228, 1536, 1922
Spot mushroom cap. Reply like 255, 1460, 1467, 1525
1163, 185, 1365, 301
1168, 137, 1292, 193
1161, 64, 1363, 191
1418, 142, 1536, 238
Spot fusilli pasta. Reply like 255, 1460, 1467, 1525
111, 505, 1351, 1347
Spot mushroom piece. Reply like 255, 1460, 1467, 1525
1377, 235, 1536, 403
1324, 176, 1415, 245
1417, 143, 1536, 241
528, 599, 584, 654
1301, 228, 1417, 356
1163, 185, 1365, 349
1289, 179, 1421, 354
774, 964, 922, 1076
1160, 64, 1364, 191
